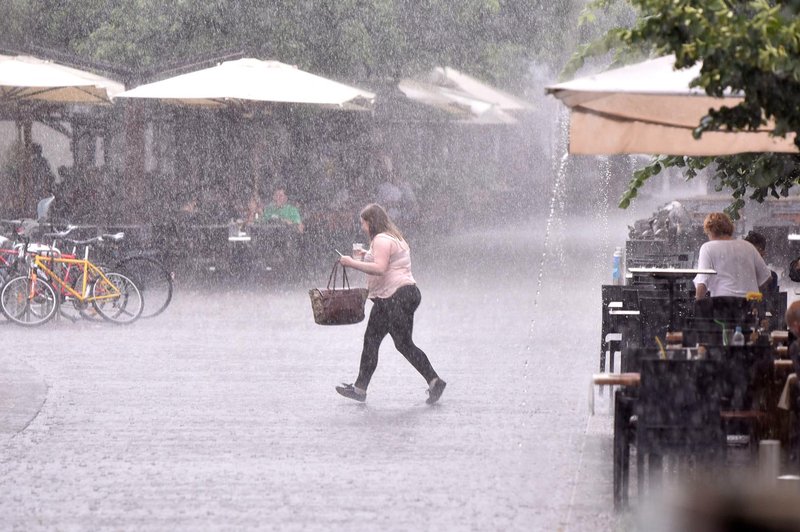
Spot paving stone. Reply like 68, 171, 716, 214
0, 213, 638, 530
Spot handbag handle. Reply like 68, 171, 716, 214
327, 260, 351, 290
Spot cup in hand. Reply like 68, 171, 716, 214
352, 243, 366, 260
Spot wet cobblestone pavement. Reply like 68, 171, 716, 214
0, 212, 633, 530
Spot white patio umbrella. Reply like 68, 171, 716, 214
546, 55, 798, 156
0, 54, 124, 104
117, 58, 375, 109
398, 66, 531, 125
397, 78, 518, 124
423, 66, 533, 113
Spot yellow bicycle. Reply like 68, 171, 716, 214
0, 240, 143, 326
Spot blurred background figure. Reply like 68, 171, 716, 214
744, 230, 779, 294
375, 153, 418, 229
243, 193, 264, 226
31, 142, 55, 201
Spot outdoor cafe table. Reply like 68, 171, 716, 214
598, 352, 789, 509
594, 354, 791, 390
627, 267, 716, 331
595, 354, 793, 438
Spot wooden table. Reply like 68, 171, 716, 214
596, 359, 793, 379
592, 372, 641, 387
771, 330, 790, 345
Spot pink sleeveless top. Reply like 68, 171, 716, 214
364, 233, 416, 299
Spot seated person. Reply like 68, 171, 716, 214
788, 301, 800, 374
259, 186, 304, 234
743, 230, 778, 293
255, 186, 305, 266
786, 301, 800, 419
243, 194, 264, 226
177, 196, 202, 223
788, 255, 800, 283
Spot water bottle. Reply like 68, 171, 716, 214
612, 246, 623, 285
732, 326, 745, 346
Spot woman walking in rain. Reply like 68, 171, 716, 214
335, 203, 446, 404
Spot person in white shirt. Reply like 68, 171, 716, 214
694, 212, 772, 300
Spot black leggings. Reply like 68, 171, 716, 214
354, 284, 439, 390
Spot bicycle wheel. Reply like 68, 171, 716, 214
0, 260, 11, 323
91, 272, 143, 325
0, 253, 24, 305
112, 256, 173, 318
1, 275, 58, 326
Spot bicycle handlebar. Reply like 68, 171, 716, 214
58, 232, 125, 246
41, 224, 78, 239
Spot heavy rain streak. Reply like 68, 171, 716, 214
1, 1, 799, 530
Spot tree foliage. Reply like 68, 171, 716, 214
570, 0, 800, 218
1, 0, 584, 89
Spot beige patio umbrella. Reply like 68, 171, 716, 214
116, 58, 375, 109
546, 55, 798, 156
0, 54, 124, 103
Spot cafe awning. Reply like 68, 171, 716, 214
0, 54, 124, 104
117, 58, 375, 109
546, 55, 798, 156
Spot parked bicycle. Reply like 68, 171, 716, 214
96, 246, 173, 320
52, 231, 173, 320
0, 197, 144, 326
1, 202, 173, 320
1, 237, 143, 327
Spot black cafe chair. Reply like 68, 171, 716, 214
680, 320, 725, 346
600, 284, 626, 373
636, 359, 726, 495
621, 346, 662, 374
614, 347, 660, 510
790, 380, 800, 464
694, 296, 750, 329
613, 388, 637, 510
707, 345, 773, 410
708, 344, 773, 451
636, 293, 671, 347
600, 285, 647, 373
759, 290, 788, 331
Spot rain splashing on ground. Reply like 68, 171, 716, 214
0, 134, 709, 530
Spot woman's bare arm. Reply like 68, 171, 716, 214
695, 283, 708, 300
339, 236, 391, 275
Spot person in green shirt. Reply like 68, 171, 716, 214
262, 186, 304, 233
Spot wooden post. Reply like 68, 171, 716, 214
21, 119, 33, 216
123, 102, 146, 220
